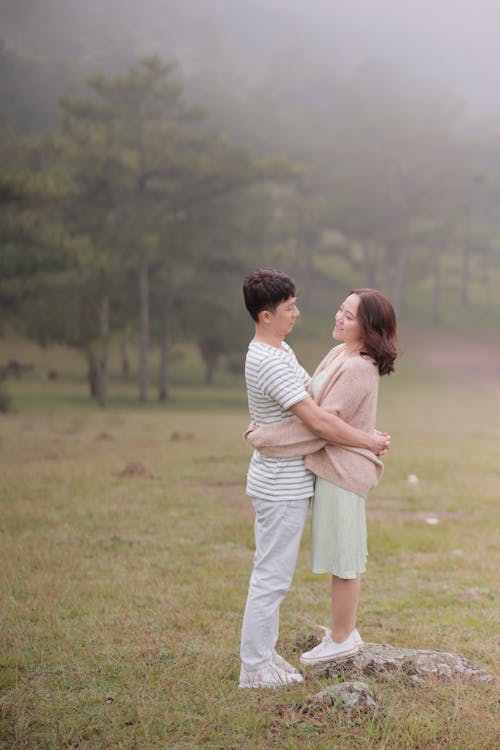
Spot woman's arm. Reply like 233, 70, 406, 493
245, 413, 327, 457
291, 397, 388, 453
296, 357, 387, 452
246, 359, 389, 456
245, 398, 389, 456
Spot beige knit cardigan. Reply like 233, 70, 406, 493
245, 343, 383, 499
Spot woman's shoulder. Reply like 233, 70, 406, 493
320, 344, 345, 366
344, 352, 378, 377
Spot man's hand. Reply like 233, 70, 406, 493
372, 430, 391, 456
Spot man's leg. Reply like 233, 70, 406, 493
240, 497, 309, 671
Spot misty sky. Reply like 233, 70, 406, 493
2, 0, 500, 116
292, 0, 500, 114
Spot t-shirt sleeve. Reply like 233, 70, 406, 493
258, 356, 309, 411
298, 363, 312, 389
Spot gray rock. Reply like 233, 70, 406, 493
289, 637, 496, 715
313, 681, 378, 713
300, 640, 496, 684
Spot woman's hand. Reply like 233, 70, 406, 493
372, 430, 391, 456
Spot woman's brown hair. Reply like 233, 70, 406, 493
351, 288, 398, 375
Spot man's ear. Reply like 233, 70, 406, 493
257, 309, 273, 324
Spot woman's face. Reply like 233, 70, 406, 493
333, 293, 363, 349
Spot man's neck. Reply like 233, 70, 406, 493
252, 325, 284, 350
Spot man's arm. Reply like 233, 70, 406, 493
290, 397, 389, 454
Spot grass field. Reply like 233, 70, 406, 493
0, 334, 499, 749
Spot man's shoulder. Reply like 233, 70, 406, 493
247, 341, 297, 365
246, 341, 270, 367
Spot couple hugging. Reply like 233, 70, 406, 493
239, 268, 397, 689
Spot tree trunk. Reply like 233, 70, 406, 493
432, 251, 442, 325
481, 251, 492, 313
296, 224, 317, 302
97, 295, 109, 407
119, 333, 130, 380
392, 244, 409, 315
460, 245, 470, 306
138, 257, 149, 402
86, 347, 99, 399
362, 240, 378, 288
158, 289, 172, 401
204, 354, 218, 385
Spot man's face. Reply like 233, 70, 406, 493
266, 296, 300, 338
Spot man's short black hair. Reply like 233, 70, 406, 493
243, 268, 296, 322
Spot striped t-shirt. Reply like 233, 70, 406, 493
245, 340, 314, 501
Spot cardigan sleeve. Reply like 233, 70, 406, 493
244, 416, 327, 458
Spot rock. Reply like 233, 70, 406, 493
288, 637, 496, 716
313, 681, 378, 713
299, 640, 496, 684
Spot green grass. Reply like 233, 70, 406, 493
0, 336, 499, 749
0, 335, 248, 413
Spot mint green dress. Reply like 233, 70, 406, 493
310, 371, 368, 578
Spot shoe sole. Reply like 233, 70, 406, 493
272, 656, 300, 674
299, 645, 360, 666
238, 676, 303, 689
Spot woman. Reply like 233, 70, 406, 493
245, 288, 398, 665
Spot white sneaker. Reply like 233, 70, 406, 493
238, 663, 303, 689
300, 627, 360, 666
314, 625, 364, 648
352, 628, 364, 649
272, 650, 300, 674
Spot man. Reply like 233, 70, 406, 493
239, 268, 389, 689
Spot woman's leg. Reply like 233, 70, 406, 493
331, 574, 361, 643
299, 573, 361, 665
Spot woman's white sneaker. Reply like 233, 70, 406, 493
310, 625, 364, 650
352, 628, 364, 649
300, 628, 360, 666
238, 663, 303, 688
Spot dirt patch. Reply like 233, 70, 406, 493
113, 460, 155, 479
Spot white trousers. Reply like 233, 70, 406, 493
240, 496, 309, 671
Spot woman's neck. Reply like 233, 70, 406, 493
343, 342, 363, 357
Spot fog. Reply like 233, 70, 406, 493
291, 0, 500, 115
1, 0, 500, 399
2, 0, 500, 116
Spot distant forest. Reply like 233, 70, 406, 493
1, 0, 499, 403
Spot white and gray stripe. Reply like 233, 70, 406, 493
245, 341, 314, 501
